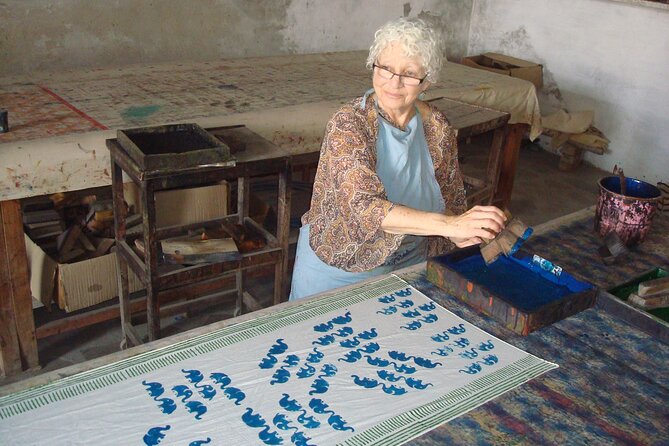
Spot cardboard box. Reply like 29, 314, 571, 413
124, 182, 229, 228
25, 182, 230, 312
25, 234, 144, 313
462, 52, 543, 89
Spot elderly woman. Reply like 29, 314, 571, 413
289, 17, 506, 300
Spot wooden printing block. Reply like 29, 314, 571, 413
480, 217, 531, 264
628, 292, 669, 310
627, 276, 669, 310
427, 246, 597, 335
160, 237, 241, 265
638, 276, 669, 297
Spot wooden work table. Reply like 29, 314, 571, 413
2, 208, 667, 444
0, 98, 508, 377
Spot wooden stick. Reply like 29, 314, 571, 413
638, 276, 669, 297
628, 292, 669, 310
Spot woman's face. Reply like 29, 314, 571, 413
372, 42, 429, 117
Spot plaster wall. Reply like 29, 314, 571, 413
469, 0, 669, 184
0, 0, 472, 76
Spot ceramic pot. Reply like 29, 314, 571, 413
594, 176, 661, 247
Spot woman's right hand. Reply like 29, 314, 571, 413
445, 205, 507, 244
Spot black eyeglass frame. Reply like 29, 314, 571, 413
372, 63, 428, 85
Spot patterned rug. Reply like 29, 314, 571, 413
523, 213, 669, 290
0, 275, 555, 446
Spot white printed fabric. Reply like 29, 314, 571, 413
0, 275, 556, 446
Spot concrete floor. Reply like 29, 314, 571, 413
15, 138, 610, 382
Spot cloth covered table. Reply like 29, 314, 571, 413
0, 51, 540, 200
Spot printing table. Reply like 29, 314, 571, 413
1, 208, 667, 445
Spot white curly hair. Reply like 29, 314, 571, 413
366, 17, 444, 83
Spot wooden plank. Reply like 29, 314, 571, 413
1, 200, 39, 373
156, 289, 237, 321
0, 201, 23, 376
494, 123, 527, 208
242, 291, 263, 312
532, 206, 596, 236
428, 97, 509, 139
35, 298, 142, 339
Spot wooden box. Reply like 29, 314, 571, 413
461, 53, 543, 89
426, 247, 596, 335
607, 268, 669, 326
117, 123, 234, 172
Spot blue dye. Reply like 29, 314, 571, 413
600, 176, 661, 199
444, 254, 593, 312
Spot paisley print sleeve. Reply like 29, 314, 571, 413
305, 100, 403, 272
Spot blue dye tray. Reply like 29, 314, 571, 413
426, 246, 597, 335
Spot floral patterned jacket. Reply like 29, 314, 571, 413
302, 94, 466, 272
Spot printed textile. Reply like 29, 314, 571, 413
0, 275, 556, 445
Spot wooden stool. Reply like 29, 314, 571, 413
108, 124, 291, 345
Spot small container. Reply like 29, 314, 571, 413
0, 109, 8, 133
116, 123, 233, 172
594, 176, 661, 247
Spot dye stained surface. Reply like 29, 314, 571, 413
0, 53, 371, 144
0, 85, 104, 143
524, 214, 669, 290
0, 51, 540, 200
0, 51, 540, 144
0, 276, 555, 445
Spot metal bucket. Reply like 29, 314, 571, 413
594, 176, 661, 247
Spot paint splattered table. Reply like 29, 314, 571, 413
1, 208, 668, 445
0, 51, 539, 204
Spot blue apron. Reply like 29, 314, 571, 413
290, 90, 444, 300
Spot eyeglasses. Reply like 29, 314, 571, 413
373, 64, 427, 86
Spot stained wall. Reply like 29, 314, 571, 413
0, 0, 473, 76
469, 0, 669, 184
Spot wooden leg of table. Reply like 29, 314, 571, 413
494, 123, 527, 208
116, 253, 134, 348
112, 161, 133, 348
238, 176, 250, 225
142, 181, 160, 342
234, 270, 243, 317
485, 126, 508, 205
236, 175, 250, 315
276, 163, 291, 304
0, 200, 39, 376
